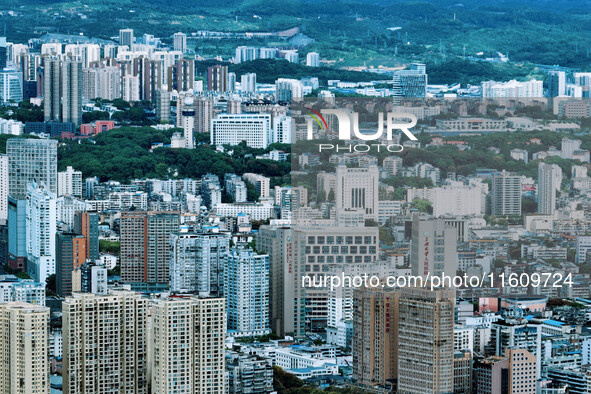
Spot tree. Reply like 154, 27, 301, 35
46, 274, 56, 294
412, 198, 433, 214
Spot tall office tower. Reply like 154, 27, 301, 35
119, 28, 134, 47
548, 70, 566, 97
240, 72, 256, 93
73, 211, 99, 262
352, 287, 400, 392
55, 232, 86, 296
154, 89, 171, 123
151, 296, 225, 394
0, 154, 7, 223
7, 198, 27, 271
275, 78, 303, 101
0, 37, 6, 69
397, 287, 455, 394
0, 69, 24, 103
291, 226, 379, 335
256, 224, 292, 336
207, 64, 228, 92
43, 57, 83, 125
195, 96, 214, 133
62, 291, 149, 394
179, 95, 195, 149
211, 113, 272, 148
57, 166, 82, 198
410, 214, 458, 278
392, 63, 428, 98
225, 247, 270, 337
169, 232, 230, 296
120, 211, 180, 288
0, 302, 50, 394
173, 32, 187, 53
227, 72, 236, 92
167, 59, 194, 92
26, 183, 57, 283
538, 162, 562, 215
335, 163, 379, 221
491, 170, 522, 216
306, 52, 320, 67
7, 138, 58, 199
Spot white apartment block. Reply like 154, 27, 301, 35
151, 296, 226, 394
481, 79, 544, 98
58, 166, 83, 198
26, 183, 57, 283
407, 182, 484, 217
0, 302, 50, 394
225, 248, 270, 337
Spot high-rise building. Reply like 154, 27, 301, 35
275, 78, 303, 101
352, 286, 400, 392
119, 28, 134, 47
26, 182, 57, 283
454, 350, 472, 394
194, 96, 214, 133
240, 73, 256, 93
335, 163, 379, 221
392, 63, 428, 98
0, 302, 50, 394
474, 355, 509, 393
62, 291, 149, 394
506, 348, 537, 394
7, 138, 58, 199
151, 296, 225, 394
169, 232, 230, 296
154, 89, 171, 122
537, 162, 562, 215
57, 166, 82, 198
410, 214, 458, 278
0, 37, 6, 70
173, 32, 187, 53
491, 170, 521, 216
211, 113, 272, 148
179, 95, 195, 149
120, 211, 180, 287
225, 247, 270, 337
256, 224, 292, 336
43, 57, 83, 125
306, 52, 320, 67
548, 70, 566, 97
167, 59, 194, 92
73, 211, 99, 262
56, 232, 86, 297
227, 72, 236, 92
7, 197, 27, 271
0, 69, 23, 103
397, 287, 455, 393
0, 154, 7, 224
481, 79, 544, 98
207, 64, 228, 92
226, 354, 274, 394
291, 226, 379, 335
